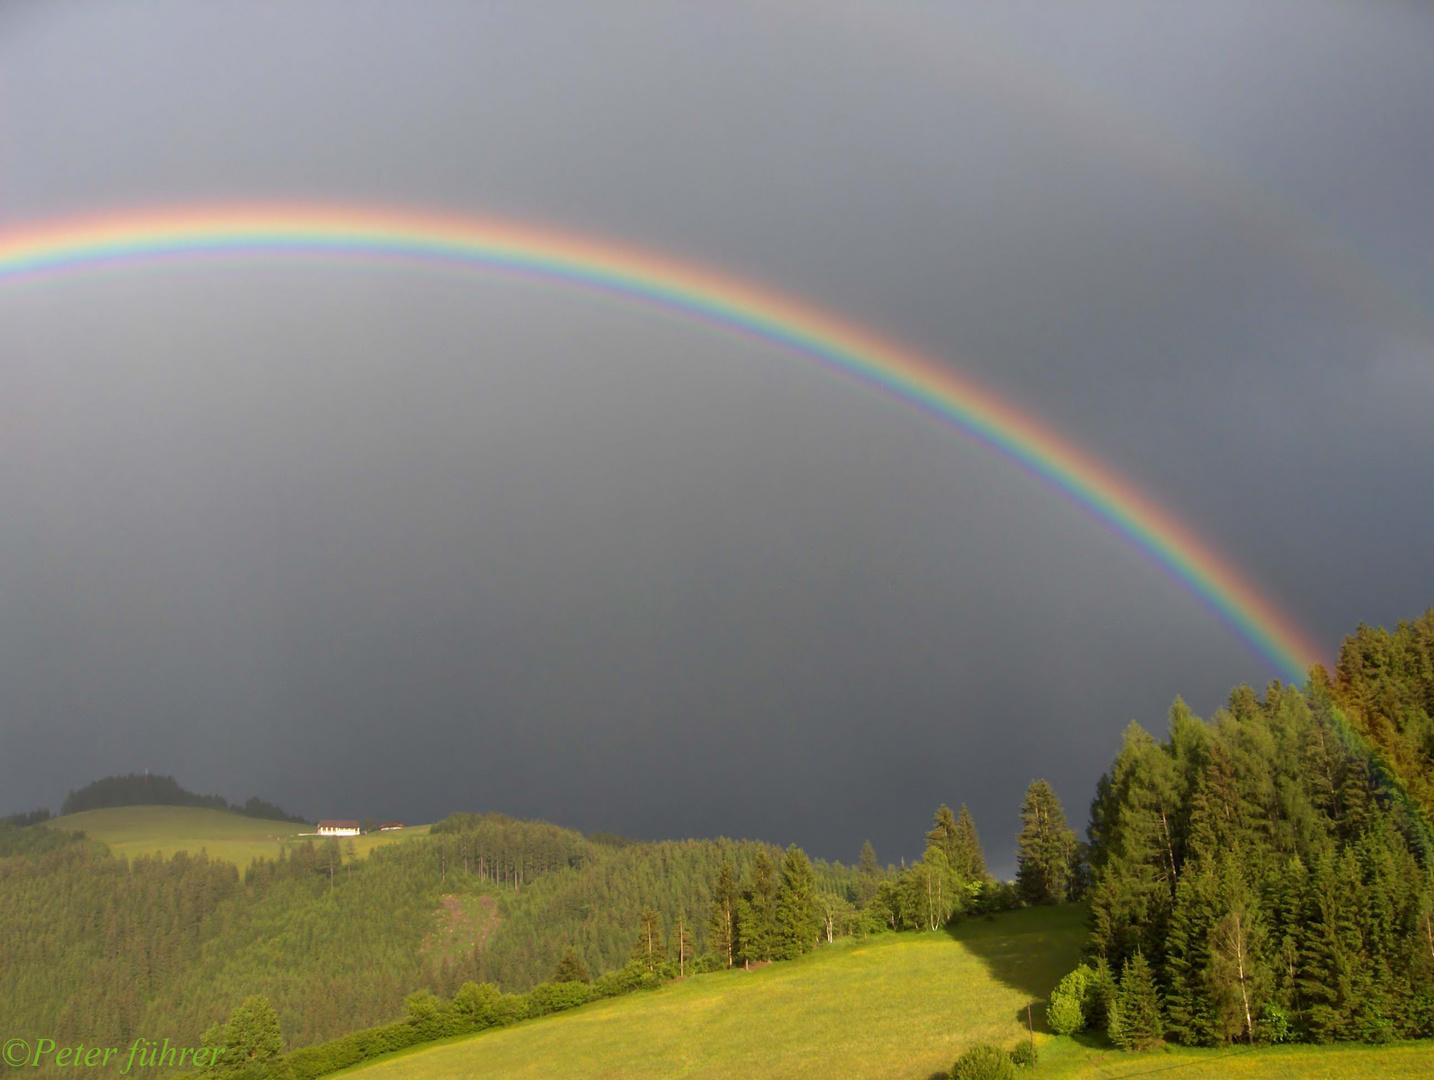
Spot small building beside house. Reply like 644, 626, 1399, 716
317, 820, 361, 837
377, 821, 405, 831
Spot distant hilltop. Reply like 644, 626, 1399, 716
60, 772, 307, 824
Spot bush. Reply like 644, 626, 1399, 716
592, 959, 652, 999
1009, 1040, 1037, 1068
971, 880, 1021, 915
1046, 964, 1092, 1035
287, 1022, 422, 1080
451, 981, 503, 1029
1258, 1001, 1291, 1044
690, 952, 725, 975
526, 979, 592, 1016
951, 1043, 1017, 1080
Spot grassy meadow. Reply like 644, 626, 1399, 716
342, 905, 1084, 1080
45, 805, 430, 866
333, 902, 1433, 1080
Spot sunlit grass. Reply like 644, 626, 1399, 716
45, 805, 430, 867
336, 902, 1433, 1080
341, 906, 1086, 1080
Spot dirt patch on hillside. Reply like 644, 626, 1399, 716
424, 894, 500, 957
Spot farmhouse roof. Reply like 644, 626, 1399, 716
317, 819, 360, 828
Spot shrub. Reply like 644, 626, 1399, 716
690, 952, 725, 975
526, 979, 592, 1016
403, 990, 453, 1038
951, 1043, 1016, 1080
971, 880, 1021, 915
491, 992, 530, 1026
1257, 1001, 1291, 1044
286, 1022, 422, 1080
1046, 964, 1092, 1035
1009, 1040, 1037, 1068
592, 959, 652, 999
451, 981, 503, 1029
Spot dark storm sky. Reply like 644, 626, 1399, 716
1, 2, 1430, 875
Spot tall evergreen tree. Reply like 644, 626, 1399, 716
927, 804, 960, 865
674, 910, 694, 978
854, 840, 882, 906
737, 848, 779, 964
631, 908, 666, 973
707, 863, 739, 969
552, 946, 590, 984
1015, 780, 1079, 904
1109, 952, 1164, 1051
774, 845, 820, 960
201, 995, 285, 1076
952, 804, 987, 879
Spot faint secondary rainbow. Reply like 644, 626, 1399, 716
0, 205, 1326, 681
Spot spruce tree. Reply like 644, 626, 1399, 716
854, 840, 881, 906
202, 995, 285, 1076
737, 848, 779, 964
774, 844, 819, 960
952, 804, 987, 879
707, 863, 739, 969
674, 910, 694, 978
1109, 952, 1164, 1051
1163, 863, 1218, 1045
552, 946, 590, 984
1015, 780, 1079, 904
927, 804, 960, 865
631, 908, 666, 973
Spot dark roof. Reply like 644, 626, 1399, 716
317, 820, 360, 828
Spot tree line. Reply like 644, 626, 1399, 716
1046, 614, 1434, 1048
58, 773, 307, 824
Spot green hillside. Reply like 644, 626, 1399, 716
342, 906, 1084, 1080
1, 811, 808, 1055
332, 905, 1433, 1080
44, 805, 429, 866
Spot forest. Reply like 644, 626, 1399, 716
57, 774, 308, 824
1, 610, 1431, 1077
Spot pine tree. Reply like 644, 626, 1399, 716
952, 804, 987, 879
631, 908, 666, 974
1298, 851, 1364, 1041
858, 839, 880, 877
1109, 952, 1164, 1051
927, 804, 960, 864
737, 849, 779, 964
707, 863, 739, 969
1163, 862, 1218, 1045
774, 844, 819, 960
1015, 780, 1079, 904
854, 840, 881, 906
202, 994, 285, 1075
552, 946, 590, 984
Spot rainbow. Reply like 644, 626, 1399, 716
0, 204, 1326, 681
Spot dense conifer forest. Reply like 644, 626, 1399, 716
2, 611, 1431, 1077
1073, 613, 1434, 1046
57, 773, 308, 824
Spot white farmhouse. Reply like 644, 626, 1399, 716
316, 819, 361, 837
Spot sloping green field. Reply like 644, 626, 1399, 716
45, 805, 429, 866
344, 905, 1085, 1080
337, 904, 1433, 1080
